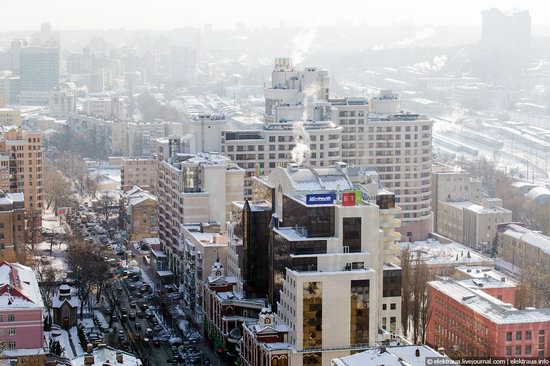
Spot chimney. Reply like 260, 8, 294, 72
87, 343, 93, 353
84, 354, 95, 365
335, 162, 347, 174
501, 277, 505, 282
287, 163, 299, 172
116, 352, 123, 364
415, 348, 420, 357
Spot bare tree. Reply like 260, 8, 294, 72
99, 194, 116, 221
67, 240, 111, 319
400, 247, 412, 337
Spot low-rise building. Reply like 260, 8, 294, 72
202, 260, 265, 362
437, 199, 512, 250
70, 345, 142, 366
0, 261, 44, 364
0, 108, 21, 126
122, 186, 158, 241
428, 279, 550, 358
120, 157, 157, 194
180, 222, 229, 326
497, 224, 550, 273
431, 165, 482, 229
331, 345, 455, 366
52, 284, 79, 329
0, 192, 25, 262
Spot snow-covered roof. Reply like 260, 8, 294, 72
124, 186, 157, 207
0, 192, 24, 206
430, 280, 550, 324
445, 200, 510, 214
501, 224, 550, 254
526, 186, 550, 202
399, 240, 491, 266
332, 345, 454, 366
281, 166, 353, 192
70, 346, 142, 366
0, 261, 44, 309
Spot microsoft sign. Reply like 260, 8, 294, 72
306, 193, 336, 205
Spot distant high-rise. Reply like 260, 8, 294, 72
481, 8, 531, 53
477, 8, 531, 81
170, 46, 197, 84
19, 46, 59, 104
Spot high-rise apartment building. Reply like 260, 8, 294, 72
0, 109, 21, 126
331, 91, 433, 241
221, 58, 341, 197
0, 128, 44, 243
171, 46, 197, 84
19, 46, 59, 105
156, 139, 244, 282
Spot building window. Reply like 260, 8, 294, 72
343, 217, 361, 253
506, 332, 512, 341
8, 341, 15, 350
7, 328, 14, 336
350, 280, 369, 345
506, 346, 512, 356
382, 304, 387, 310
525, 345, 531, 355
303, 282, 322, 350
390, 303, 396, 310
516, 331, 522, 341
516, 346, 521, 355
7, 314, 14, 322
526, 331, 532, 340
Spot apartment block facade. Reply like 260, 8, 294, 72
120, 157, 157, 194
156, 139, 244, 283
428, 279, 549, 358
497, 224, 550, 273
331, 92, 433, 241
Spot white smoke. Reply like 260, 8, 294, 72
373, 27, 435, 51
291, 122, 311, 166
527, 59, 549, 71
410, 55, 448, 73
290, 85, 318, 166
290, 26, 317, 65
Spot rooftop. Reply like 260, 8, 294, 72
0, 261, 44, 309
70, 346, 142, 366
445, 200, 510, 214
399, 239, 492, 266
430, 280, 550, 324
501, 224, 550, 254
332, 345, 454, 366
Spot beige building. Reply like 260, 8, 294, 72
120, 157, 157, 194
497, 224, 550, 273
180, 223, 229, 325
0, 192, 25, 262
0, 108, 21, 126
331, 92, 433, 241
431, 164, 482, 228
123, 186, 158, 241
0, 128, 44, 242
437, 199, 512, 251
156, 139, 244, 282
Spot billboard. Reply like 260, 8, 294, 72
306, 193, 336, 205
342, 192, 356, 206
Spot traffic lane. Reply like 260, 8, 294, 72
114, 279, 174, 365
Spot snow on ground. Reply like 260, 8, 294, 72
42, 208, 66, 234
69, 326, 84, 356
94, 310, 109, 328
48, 328, 75, 359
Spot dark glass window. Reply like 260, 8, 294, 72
291, 257, 317, 272
350, 280, 369, 345
377, 193, 395, 209
303, 282, 322, 350
343, 217, 361, 253
282, 195, 335, 237
383, 269, 402, 297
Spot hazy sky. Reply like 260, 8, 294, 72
1, 0, 549, 32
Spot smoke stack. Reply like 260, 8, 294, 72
415, 348, 420, 357
116, 352, 123, 363
87, 344, 93, 353
84, 354, 95, 365
287, 163, 299, 172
